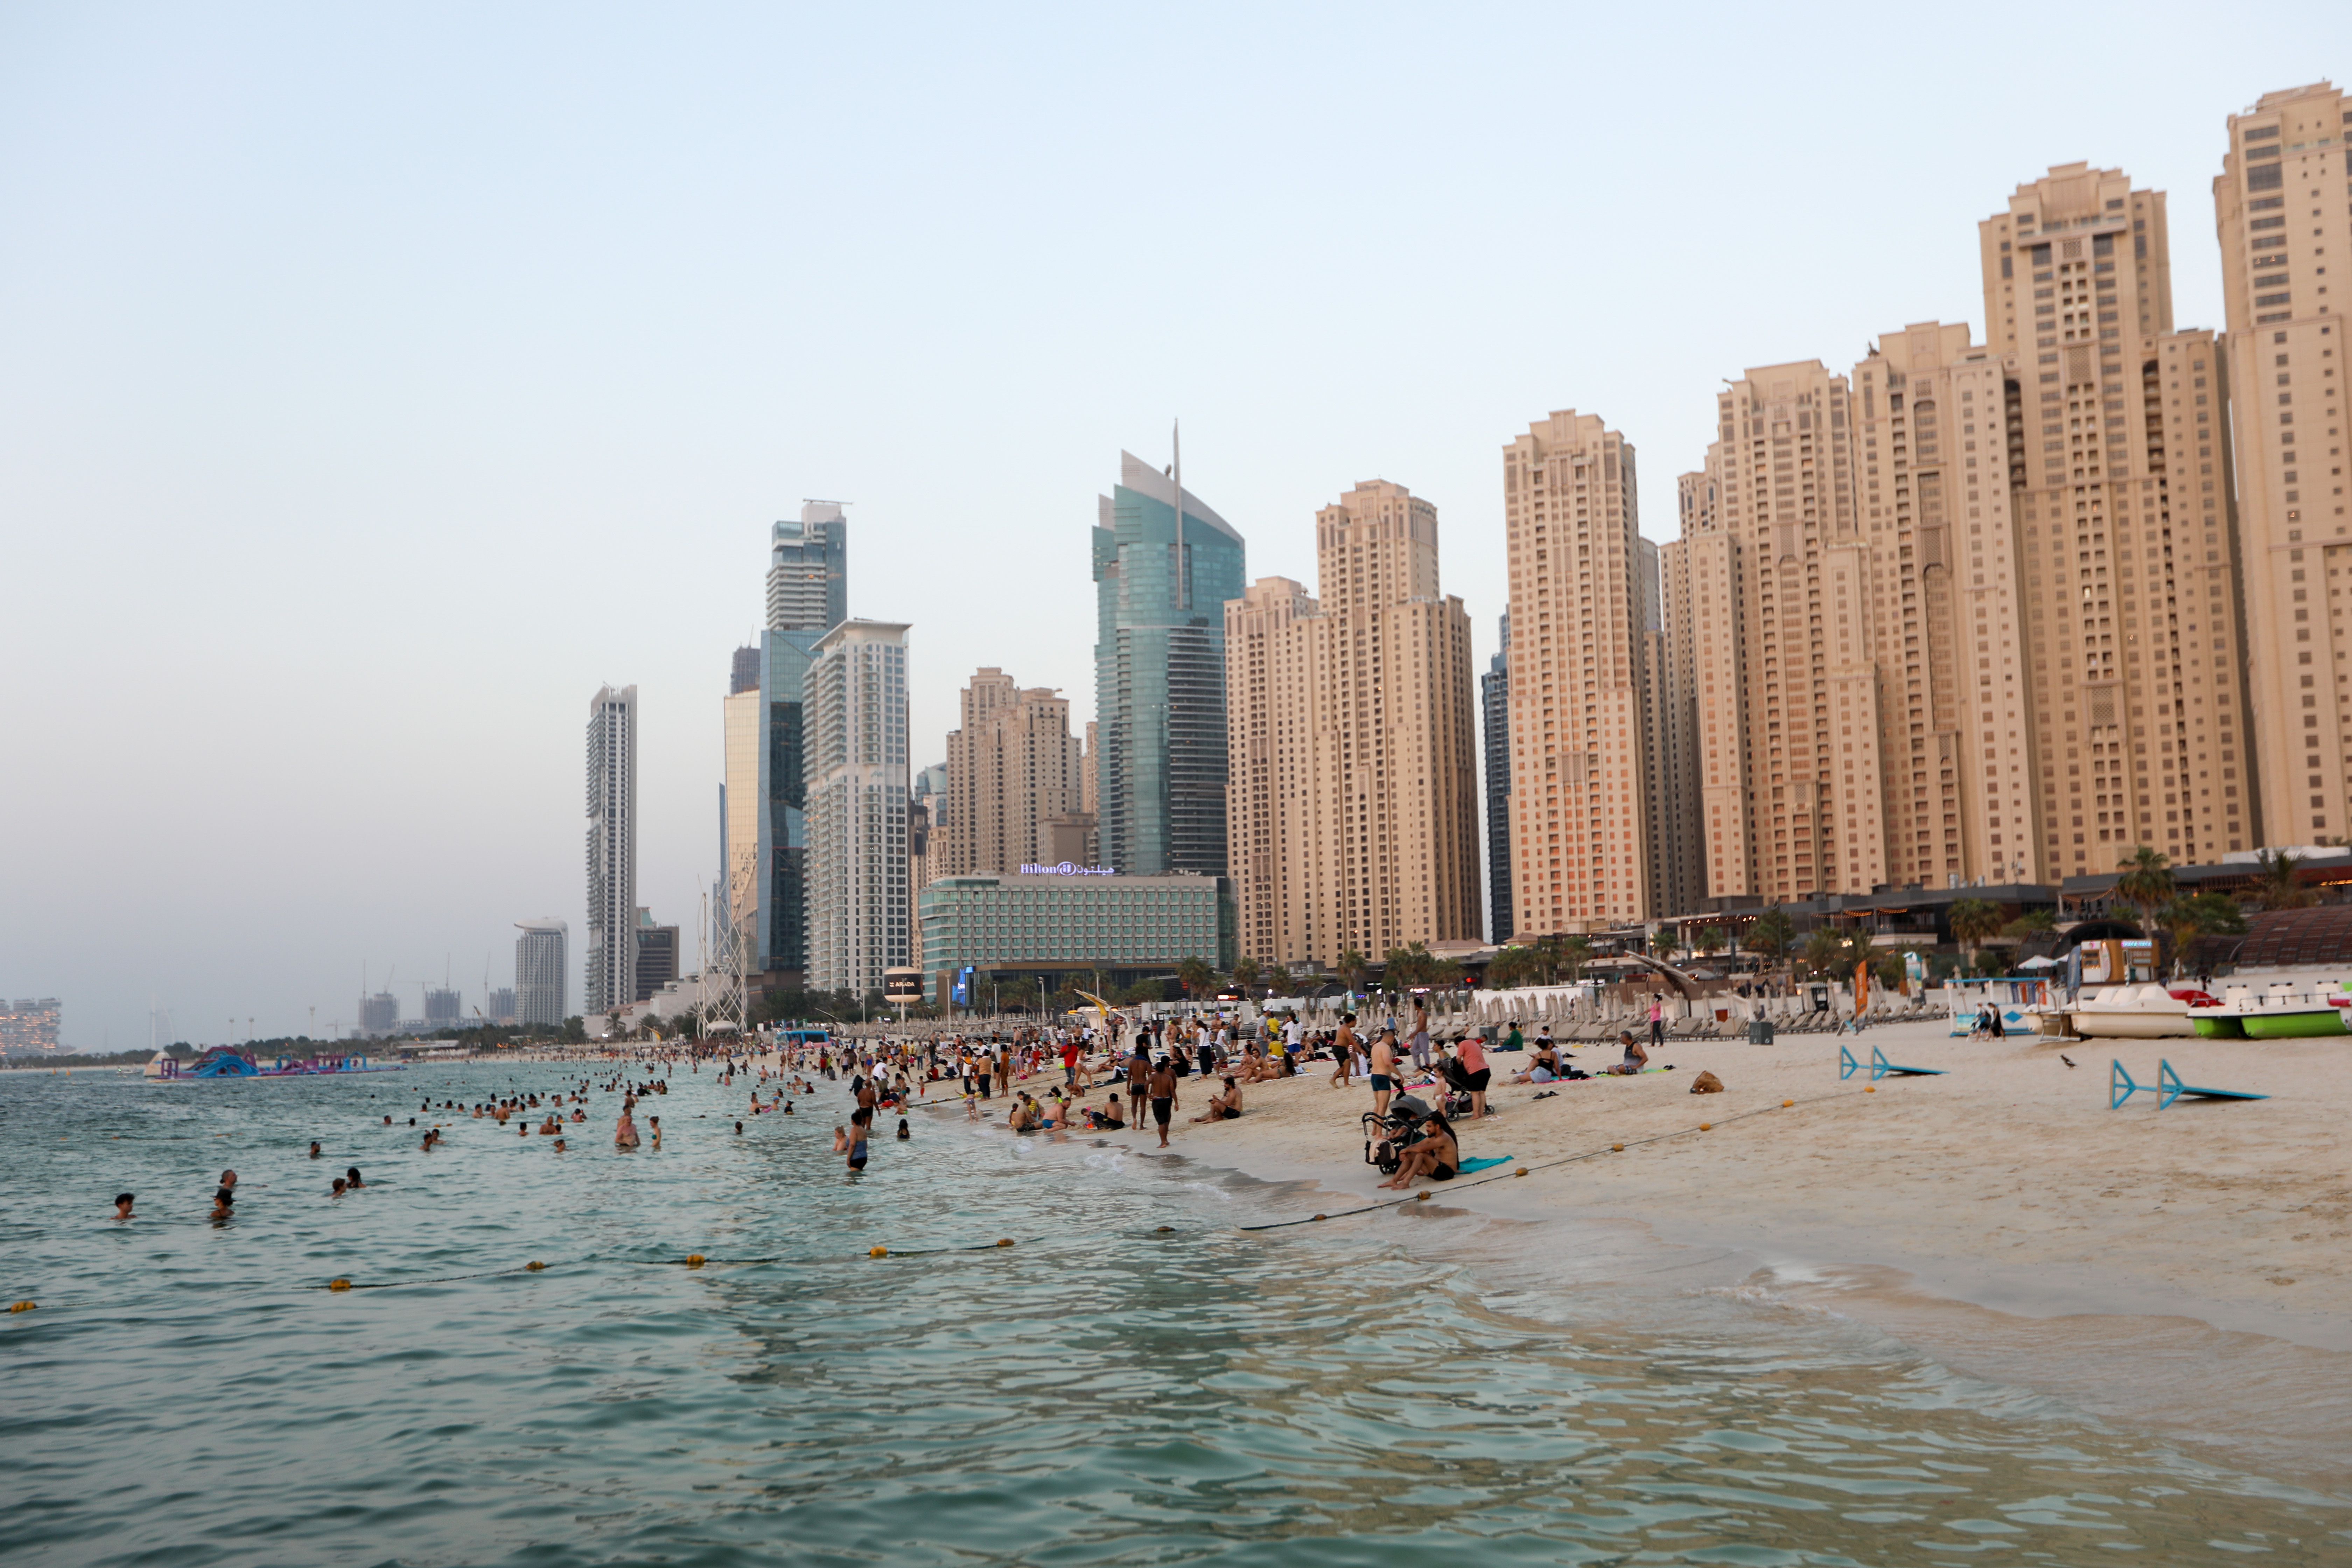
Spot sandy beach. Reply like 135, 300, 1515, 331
1133, 1017, 2351, 1345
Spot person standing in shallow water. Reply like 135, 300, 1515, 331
1148, 1057, 1178, 1149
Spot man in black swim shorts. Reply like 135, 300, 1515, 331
1148, 1057, 1177, 1148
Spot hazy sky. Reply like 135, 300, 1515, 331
1, 4, 2333, 1046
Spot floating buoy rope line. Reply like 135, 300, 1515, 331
9, 1090, 1901, 1307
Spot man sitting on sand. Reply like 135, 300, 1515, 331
1190, 1076, 1243, 1122
1376, 1113, 1459, 1190
1605, 1031, 1648, 1074
1085, 1097, 1126, 1130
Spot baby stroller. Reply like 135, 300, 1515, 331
1362, 1093, 1434, 1176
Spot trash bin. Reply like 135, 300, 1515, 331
1747, 1017, 1777, 1045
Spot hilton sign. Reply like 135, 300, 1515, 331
1018, 862, 1118, 876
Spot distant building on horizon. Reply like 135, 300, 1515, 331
730, 644, 760, 695
424, 987, 462, 1027
1093, 449, 1245, 878
805, 619, 911, 998
359, 990, 399, 1036
0, 997, 61, 1052
486, 987, 517, 1026
634, 908, 678, 1001
514, 919, 568, 1028
1480, 614, 1512, 943
585, 685, 637, 1018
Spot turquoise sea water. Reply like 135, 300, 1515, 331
2, 1059, 2346, 1567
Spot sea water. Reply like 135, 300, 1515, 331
2, 1059, 2345, 1567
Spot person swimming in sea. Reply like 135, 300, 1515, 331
309, 1141, 322, 1160
113, 1192, 134, 1219
345, 1167, 364, 1189
895, 1117, 910, 1141
614, 1108, 641, 1149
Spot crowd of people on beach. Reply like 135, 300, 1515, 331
112, 998, 1686, 1220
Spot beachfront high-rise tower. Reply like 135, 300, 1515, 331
1981, 163, 2257, 871
1093, 448, 1246, 877
804, 620, 911, 998
1225, 479, 1479, 966
1502, 411, 1656, 932
584, 685, 637, 1020
2214, 82, 2346, 845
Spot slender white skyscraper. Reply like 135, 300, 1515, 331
585, 685, 637, 1019
804, 621, 910, 997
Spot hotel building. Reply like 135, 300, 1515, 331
1502, 412, 1656, 931
1226, 481, 1480, 965
804, 620, 911, 997
2214, 82, 2348, 842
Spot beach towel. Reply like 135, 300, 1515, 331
1456, 1155, 1513, 1174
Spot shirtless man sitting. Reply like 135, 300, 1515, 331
1376, 1114, 1459, 1189
1190, 1076, 1243, 1122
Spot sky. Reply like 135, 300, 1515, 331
1, 3, 2337, 1047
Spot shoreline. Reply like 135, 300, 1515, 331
926, 1018, 2352, 1489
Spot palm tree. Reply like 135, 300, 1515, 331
1487, 945, 1539, 989
1694, 926, 1726, 958
1746, 907, 1797, 971
1947, 897, 2005, 974
2249, 848, 2315, 911
1652, 926, 1682, 961
1231, 955, 1261, 999
1335, 949, 1370, 996
2114, 845, 2176, 936
2002, 909, 2057, 940
2160, 892, 2247, 976
1266, 961, 1294, 996
1554, 935, 1594, 983
1801, 926, 1857, 979
1176, 956, 1216, 1003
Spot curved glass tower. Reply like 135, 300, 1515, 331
1093, 451, 1245, 877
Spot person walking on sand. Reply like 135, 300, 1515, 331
1410, 997, 1432, 1072
1329, 1013, 1359, 1088
1148, 1055, 1178, 1148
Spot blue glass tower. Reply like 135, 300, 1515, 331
1093, 450, 1245, 877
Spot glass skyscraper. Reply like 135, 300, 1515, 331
768, 503, 848, 635
1093, 451, 1245, 876
1480, 614, 1512, 944
721, 502, 850, 989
